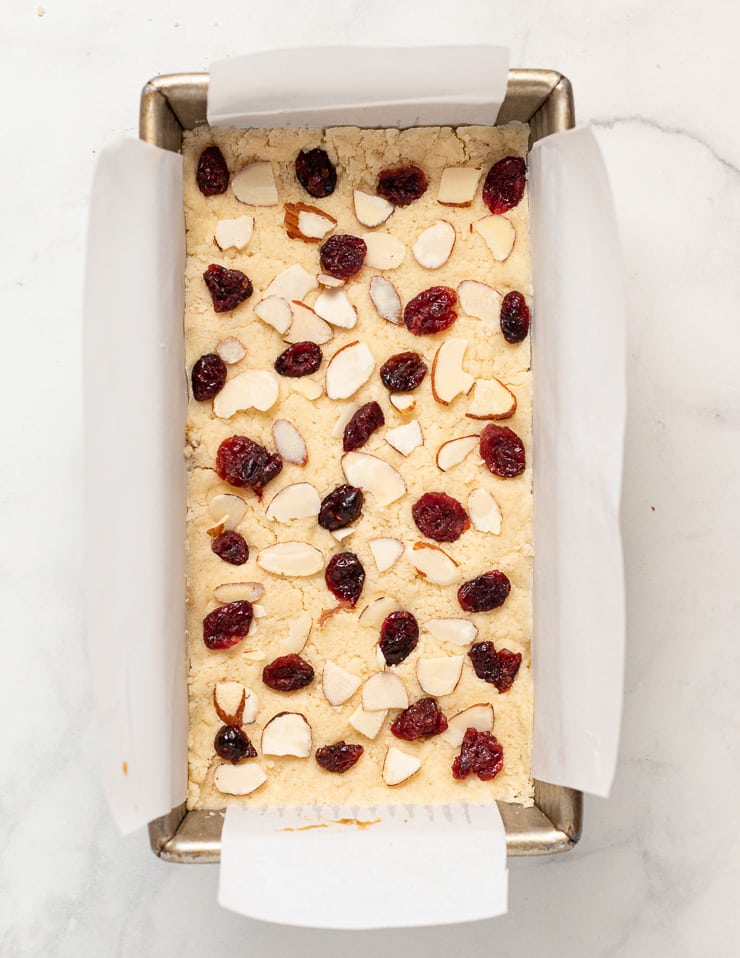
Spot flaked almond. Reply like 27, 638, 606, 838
369, 276, 402, 325
213, 681, 246, 725
354, 189, 394, 227
265, 482, 321, 522
213, 762, 267, 796
314, 288, 357, 329
256, 542, 323, 577
208, 493, 247, 531
206, 518, 226, 538
466, 378, 517, 420
284, 202, 336, 242
349, 704, 387, 739
369, 538, 404, 573
359, 596, 402, 629
362, 232, 406, 270
475, 215, 516, 261
317, 272, 345, 288
440, 703, 494, 748
322, 660, 362, 706
362, 672, 409, 711
331, 526, 355, 542
278, 611, 312, 656
468, 488, 503, 534
425, 617, 478, 647
261, 712, 312, 757
385, 420, 423, 457
272, 419, 308, 465
436, 434, 479, 472
284, 301, 334, 345
254, 295, 293, 334
416, 655, 464, 697
389, 393, 416, 413
215, 336, 247, 365
342, 451, 406, 506
457, 279, 501, 324
332, 402, 360, 439
431, 338, 474, 405
382, 746, 421, 786
412, 220, 456, 269
410, 542, 459, 585
213, 369, 279, 418
263, 264, 318, 302
437, 167, 482, 206
232, 161, 278, 206
291, 378, 323, 400
325, 341, 375, 400
214, 215, 254, 251
213, 581, 264, 604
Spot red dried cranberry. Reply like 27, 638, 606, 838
295, 148, 337, 198
482, 156, 527, 214
318, 485, 364, 531
458, 571, 511, 612
211, 530, 249, 565
379, 352, 428, 392
468, 643, 522, 692
203, 264, 253, 313
391, 697, 448, 741
452, 728, 504, 780
196, 145, 229, 196
404, 286, 458, 335
216, 436, 282, 496
480, 424, 526, 478
214, 725, 257, 763
377, 165, 428, 206
379, 611, 419, 666
412, 492, 469, 543
315, 741, 364, 773
203, 600, 253, 650
191, 353, 227, 401
325, 552, 365, 607
500, 291, 530, 343
262, 654, 315, 692
343, 401, 385, 452
319, 235, 367, 279
274, 341, 323, 377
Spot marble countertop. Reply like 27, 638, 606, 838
2, 1, 739, 955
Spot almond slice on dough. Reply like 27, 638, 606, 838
213, 369, 279, 418
232, 161, 278, 206
474, 215, 515, 261
256, 542, 323, 577
284, 202, 336, 242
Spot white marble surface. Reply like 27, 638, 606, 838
2, 1, 739, 954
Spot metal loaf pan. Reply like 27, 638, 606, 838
142, 69, 581, 863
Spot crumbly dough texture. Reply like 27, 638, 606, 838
183, 123, 534, 809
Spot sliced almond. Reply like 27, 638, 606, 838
436, 435, 479, 472
368, 538, 404, 573
425, 617, 478, 647
369, 276, 402, 325
475, 215, 516, 261
332, 402, 360, 439
349, 704, 388, 739
412, 220, 456, 269
466, 378, 517, 420
232, 161, 278, 206
416, 655, 464, 696
362, 232, 406, 270
252, 604, 266, 618
362, 672, 408, 711
284, 202, 336, 242
214, 215, 254, 251
325, 341, 375, 400
358, 596, 402, 629
284, 301, 334, 345
272, 419, 308, 465
341, 451, 405, 506
261, 712, 312, 757
291, 378, 323, 400
254, 295, 293, 334
468, 488, 503, 534
265, 482, 320, 522
440, 703, 494, 747
385, 420, 423, 457
437, 167, 482, 206
318, 272, 345, 288
241, 688, 260, 724
389, 393, 416, 413
314, 288, 358, 329
410, 542, 459, 586
256, 542, 323, 577
354, 190, 394, 228
431, 338, 474, 405
331, 526, 355, 543
457, 280, 502, 324
322, 660, 362, 706
263, 264, 318, 303
215, 336, 247, 365
213, 681, 246, 724
213, 369, 279, 418
213, 762, 267, 796
278, 611, 312, 655
213, 581, 265, 604
382, 747, 421, 786
208, 493, 247, 531
206, 518, 227, 538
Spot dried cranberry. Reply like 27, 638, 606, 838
500, 291, 530, 343
214, 725, 257, 763
196, 145, 229, 196
379, 352, 428, 392
203, 600, 253, 650
452, 728, 504, 780
262, 654, 315, 692
216, 436, 282, 497
412, 492, 469, 543
343, 401, 385, 452
377, 165, 428, 206
295, 148, 337, 198
480, 424, 526, 478
315, 741, 364, 773
318, 485, 364, 531
482, 156, 527, 214
325, 552, 365, 607
468, 643, 522, 692
458, 571, 511, 612
404, 286, 458, 335
319, 235, 367, 279
191, 353, 227, 401
211, 530, 249, 565
274, 341, 323, 377
391, 697, 448, 741
379, 611, 419, 666
203, 264, 253, 313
